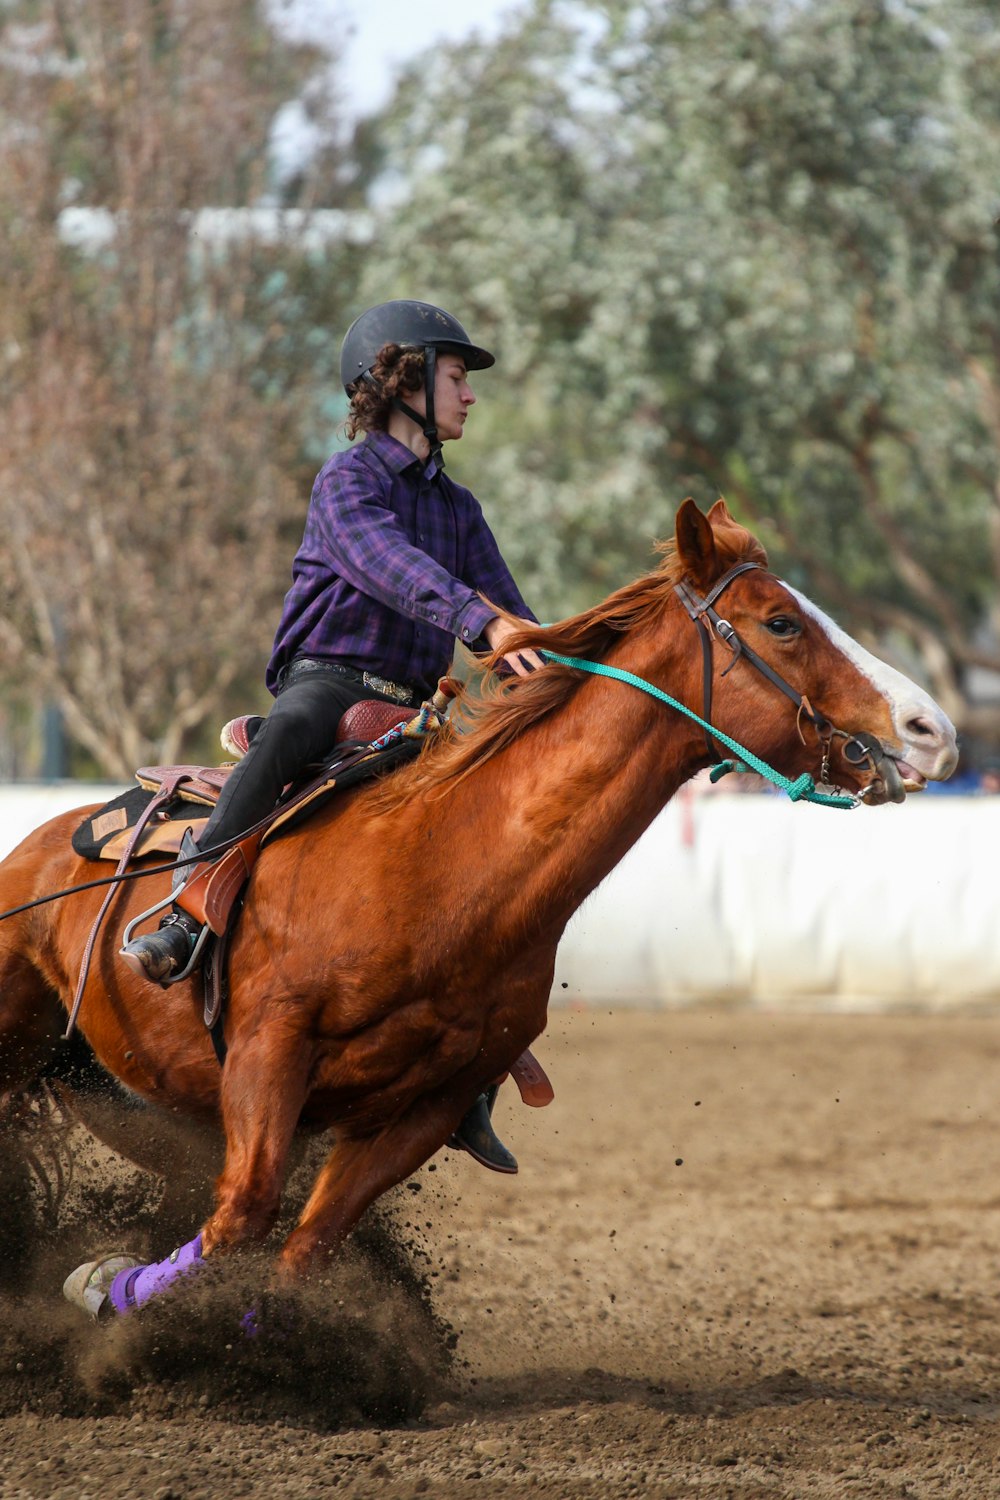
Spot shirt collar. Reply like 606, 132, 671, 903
363, 429, 438, 482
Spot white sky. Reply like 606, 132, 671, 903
272, 0, 525, 116
345, 0, 525, 113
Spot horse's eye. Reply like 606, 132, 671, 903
765, 616, 800, 638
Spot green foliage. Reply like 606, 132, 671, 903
4, 0, 1000, 767
364, 0, 1000, 733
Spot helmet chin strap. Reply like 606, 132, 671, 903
389, 345, 443, 468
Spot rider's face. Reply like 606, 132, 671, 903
414, 353, 476, 442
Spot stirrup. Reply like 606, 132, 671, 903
120, 903, 209, 986
160, 918, 210, 986
120, 827, 210, 985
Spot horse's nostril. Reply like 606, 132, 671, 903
907, 715, 936, 738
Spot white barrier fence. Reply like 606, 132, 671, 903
554, 789, 1000, 1011
1, 783, 996, 1012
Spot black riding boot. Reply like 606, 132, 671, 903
450, 1085, 518, 1174
119, 830, 206, 986
120, 910, 201, 984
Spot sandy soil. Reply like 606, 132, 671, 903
3, 1006, 1000, 1499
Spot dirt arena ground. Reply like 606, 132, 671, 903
3, 1006, 1000, 1499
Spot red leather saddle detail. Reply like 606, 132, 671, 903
220, 716, 259, 758
129, 700, 424, 920
133, 698, 419, 825
333, 701, 419, 744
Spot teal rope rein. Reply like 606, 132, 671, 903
539, 650, 858, 810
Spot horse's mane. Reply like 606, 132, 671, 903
373, 511, 767, 810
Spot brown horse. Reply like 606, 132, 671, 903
0, 500, 957, 1305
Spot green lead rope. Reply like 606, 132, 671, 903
538, 649, 858, 810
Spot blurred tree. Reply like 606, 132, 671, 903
0, 0, 360, 777
366, 0, 1000, 737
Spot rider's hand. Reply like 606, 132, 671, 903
484, 616, 546, 677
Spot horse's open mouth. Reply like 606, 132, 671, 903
842, 731, 936, 802
858, 752, 925, 804
889, 756, 927, 793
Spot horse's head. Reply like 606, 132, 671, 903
674, 499, 958, 803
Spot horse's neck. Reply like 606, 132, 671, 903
449, 621, 708, 939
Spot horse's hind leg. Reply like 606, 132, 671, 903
0, 940, 64, 1092
0, 933, 66, 1289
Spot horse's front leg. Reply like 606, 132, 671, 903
200, 1015, 316, 1253
65, 1015, 314, 1318
278, 1090, 468, 1275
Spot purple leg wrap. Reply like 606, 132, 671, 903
108, 1233, 205, 1316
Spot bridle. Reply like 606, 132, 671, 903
674, 561, 883, 789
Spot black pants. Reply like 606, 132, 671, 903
198, 663, 415, 853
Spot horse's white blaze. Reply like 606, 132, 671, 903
788, 586, 958, 784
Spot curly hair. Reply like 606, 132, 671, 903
345, 343, 426, 439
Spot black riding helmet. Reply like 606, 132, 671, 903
340, 299, 495, 465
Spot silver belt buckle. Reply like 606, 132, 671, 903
363, 671, 411, 704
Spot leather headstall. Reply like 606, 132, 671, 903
675, 562, 835, 773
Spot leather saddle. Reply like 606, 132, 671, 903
63, 696, 431, 1044
86, 699, 420, 865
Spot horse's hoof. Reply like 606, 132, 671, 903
62, 1252, 143, 1321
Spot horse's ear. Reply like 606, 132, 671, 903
707, 497, 734, 525
675, 498, 717, 585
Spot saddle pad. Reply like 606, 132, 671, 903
71, 786, 205, 861
101, 816, 209, 863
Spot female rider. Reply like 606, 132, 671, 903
121, 298, 544, 1171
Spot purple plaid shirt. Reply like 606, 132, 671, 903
266, 430, 535, 695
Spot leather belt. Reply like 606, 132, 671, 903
282, 657, 418, 706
